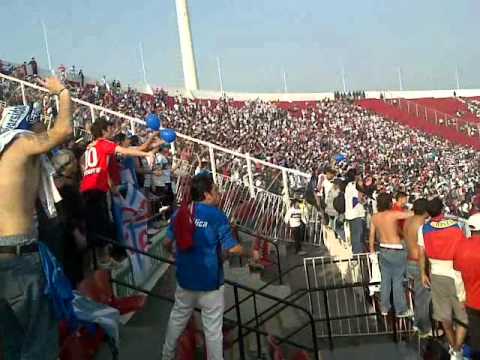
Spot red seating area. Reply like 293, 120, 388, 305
413, 97, 480, 123
357, 99, 480, 150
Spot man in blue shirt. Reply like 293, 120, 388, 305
162, 173, 243, 360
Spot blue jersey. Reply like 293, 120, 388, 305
167, 203, 238, 291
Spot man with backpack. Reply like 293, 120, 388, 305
162, 173, 243, 360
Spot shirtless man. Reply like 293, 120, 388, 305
403, 198, 432, 336
0, 77, 72, 359
368, 192, 413, 317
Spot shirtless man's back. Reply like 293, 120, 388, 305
368, 192, 413, 317
369, 196, 412, 252
0, 77, 72, 359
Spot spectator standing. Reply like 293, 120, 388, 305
403, 198, 432, 336
162, 173, 243, 360
58, 64, 66, 81
28, 57, 38, 76
454, 213, 480, 353
0, 77, 72, 359
21, 61, 28, 77
345, 169, 366, 253
79, 118, 156, 267
78, 69, 85, 88
52, 149, 86, 286
320, 167, 336, 218
284, 199, 307, 255
368, 192, 413, 317
419, 197, 468, 360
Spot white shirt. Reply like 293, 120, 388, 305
344, 182, 365, 220
284, 207, 306, 228
152, 153, 171, 187
322, 178, 333, 199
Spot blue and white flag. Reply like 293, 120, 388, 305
0, 104, 41, 132
112, 184, 152, 285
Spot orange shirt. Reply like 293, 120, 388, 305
454, 236, 480, 310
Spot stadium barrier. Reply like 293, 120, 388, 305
386, 97, 480, 134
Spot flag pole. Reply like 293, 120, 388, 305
341, 65, 347, 92
282, 69, 288, 93
41, 20, 54, 75
455, 66, 460, 90
397, 67, 404, 91
216, 56, 224, 93
139, 42, 148, 84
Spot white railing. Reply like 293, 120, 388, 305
0, 72, 310, 203
385, 97, 480, 136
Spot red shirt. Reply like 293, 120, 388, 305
454, 236, 480, 310
392, 203, 406, 235
80, 139, 117, 193
108, 157, 121, 187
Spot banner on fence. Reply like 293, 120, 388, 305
112, 184, 152, 285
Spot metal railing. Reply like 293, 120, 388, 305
175, 172, 323, 245
385, 97, 480, 136
95, 234, 320, 360
0, 73, 311, 203
303, 253, 414, 339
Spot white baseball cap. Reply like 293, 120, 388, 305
467, 213, 480, 232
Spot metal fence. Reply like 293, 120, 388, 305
385, 97, 480, 136
304, 252, 414, 338
175, 171, 323, 244
0, 72, 310, 204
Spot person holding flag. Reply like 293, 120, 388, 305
79, 118, 159, 268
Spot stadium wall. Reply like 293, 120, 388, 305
5, 60, 480, 101
170, 87, 480, 101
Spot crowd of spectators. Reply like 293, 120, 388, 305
466, 98, 480, 119
2, 58, 480, 219
3, 58, 480, 358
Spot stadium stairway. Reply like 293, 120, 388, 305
93, 230, 329, 360
357, 98, 480, 150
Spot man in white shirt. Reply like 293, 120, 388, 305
321, 167, 336, 228
344, 169, 366, 253
284, 199, 307, 255
321, 168, 335, 202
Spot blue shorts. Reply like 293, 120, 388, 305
0, 234, 58, 360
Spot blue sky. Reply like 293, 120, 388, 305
1, 0, 479, 92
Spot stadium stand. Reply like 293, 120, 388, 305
2, 58, 480, 359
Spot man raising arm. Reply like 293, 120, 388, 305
0, 76, 72, 359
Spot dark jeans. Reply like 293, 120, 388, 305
293, 224, 305, 253
407, 261, 432, 333
83, 190, 115, 248
348, 217, 366, 254
0, 251, 58, 359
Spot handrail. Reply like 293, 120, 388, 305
0, 72, 309, 178
95, 234, 320, 359
387, 97, 478, 128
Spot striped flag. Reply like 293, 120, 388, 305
112, 184, 152, 285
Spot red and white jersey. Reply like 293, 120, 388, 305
80, 139, 117, 193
